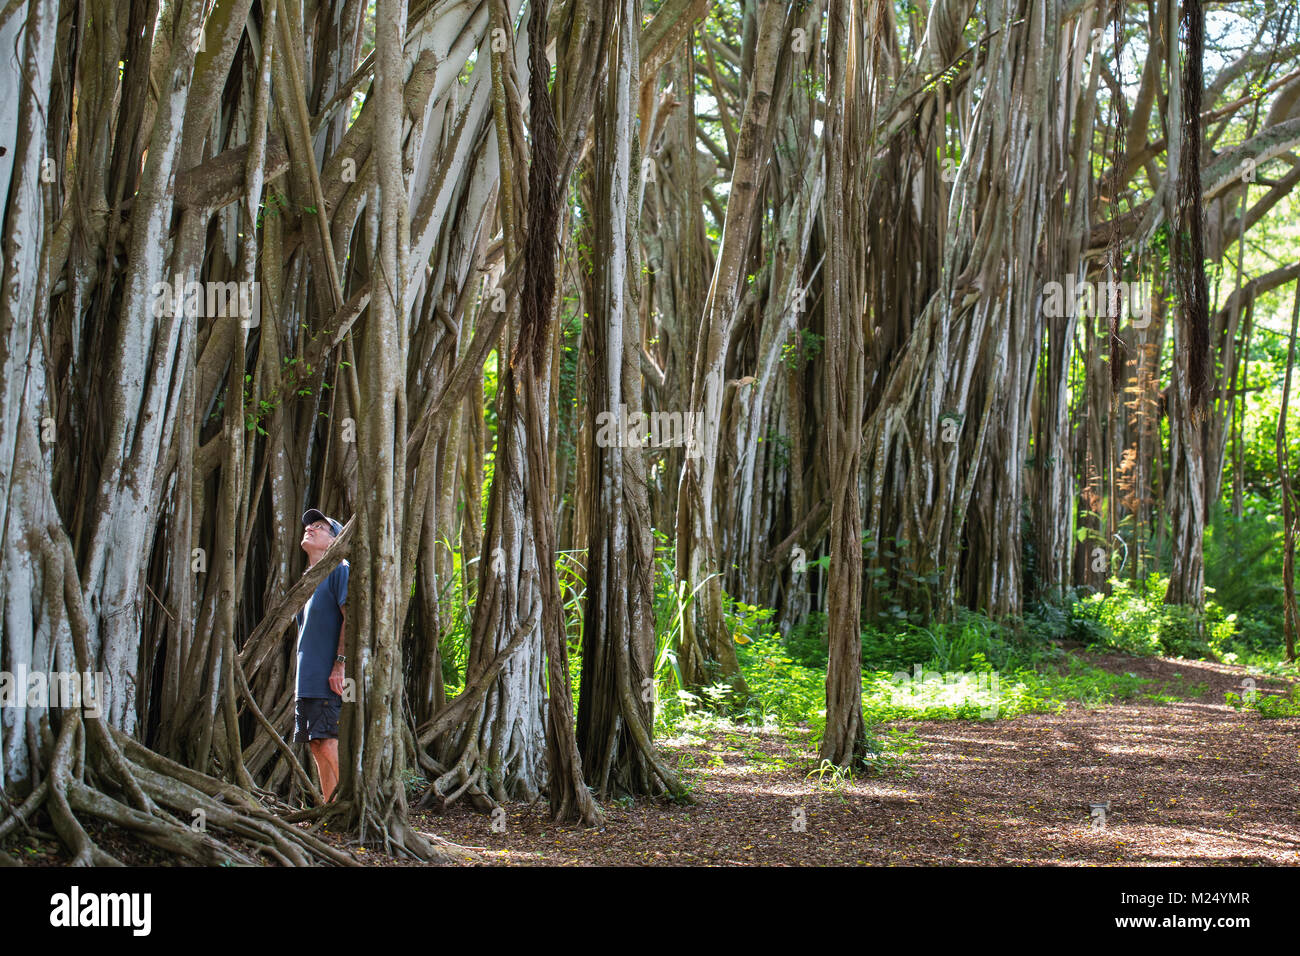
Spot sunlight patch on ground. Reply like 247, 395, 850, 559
867, 670, 1004, 716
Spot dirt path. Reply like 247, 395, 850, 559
422, 653, 1300, 865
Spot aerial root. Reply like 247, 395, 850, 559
2, 719, 363, 866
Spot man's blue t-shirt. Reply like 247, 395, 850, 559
294, 561, 348, 700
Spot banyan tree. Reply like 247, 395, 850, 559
1, 0, 1298, 863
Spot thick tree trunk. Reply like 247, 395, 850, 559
1277, 281, 1300, 662
577, 0, 686, 799
1165, 0, 1210, 611
818, 0, 868, 769
517, 0, 601, 825
333, 0, 442, 859
673, 0, 787, 693
0, 0, 59, 790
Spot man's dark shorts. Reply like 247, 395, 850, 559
294, 696, 340, 743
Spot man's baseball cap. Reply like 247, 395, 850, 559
302, 509, 342, 537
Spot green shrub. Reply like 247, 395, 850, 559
1073, 574, 1236, 659
860, 623, 934, 671
784, 611, 829, 667
726, 597, 827, 726
1225, 683, 1300, 717
1205, 500, 1284, 621
921, 610, 1022, 671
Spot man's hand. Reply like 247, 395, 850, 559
329, 661, 346, 697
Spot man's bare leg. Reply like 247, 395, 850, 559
309, 738, 340, 802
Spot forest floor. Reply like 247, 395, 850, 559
11, 650, 1298, 866
418, 650, 1300, 866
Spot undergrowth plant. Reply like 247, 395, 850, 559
1073, 574, 1236, 659
1225, 684, 1300, 717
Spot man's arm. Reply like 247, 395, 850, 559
329, 608, 346, 697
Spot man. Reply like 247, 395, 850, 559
294, 508, 348, 802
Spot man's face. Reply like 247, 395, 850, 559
302, 520, 335, 551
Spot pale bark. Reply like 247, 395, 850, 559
674, 0, 787, 692
577, 0, 685, 799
